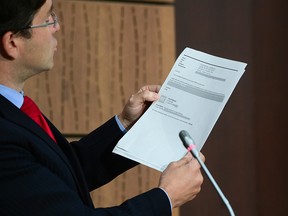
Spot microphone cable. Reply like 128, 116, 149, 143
179, 130, 235, 216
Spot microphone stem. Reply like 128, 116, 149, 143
191, 148, 235, 216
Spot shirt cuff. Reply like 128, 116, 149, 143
159, 187, 173, 211
115, 115, 127, 133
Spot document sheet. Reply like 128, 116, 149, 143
113, 47, 247, 172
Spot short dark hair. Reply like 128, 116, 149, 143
0, 0, 47, 38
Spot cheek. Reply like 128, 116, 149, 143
21, 33, 55, 61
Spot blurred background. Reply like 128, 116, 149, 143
26, 0, 288, 215
175, 0, 288, 215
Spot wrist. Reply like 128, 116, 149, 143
117, 113, 131, 130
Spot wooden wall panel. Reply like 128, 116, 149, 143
74, 0, 175, 3
25, 0, 178, 215
26, 0, 175, 134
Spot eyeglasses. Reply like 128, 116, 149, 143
0, 11, 58, 36
29, 11, 58, 29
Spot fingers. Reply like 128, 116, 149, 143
118, 85, 161, 129
138, 85, 161, 94
177, 152, 193, 166
136, 85, 160, 102
199, 152, 205, 162
159, 152, 205, 208
178, 152, 204, 170
168, 151, 205, 170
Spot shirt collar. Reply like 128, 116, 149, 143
0, 84, 24, 109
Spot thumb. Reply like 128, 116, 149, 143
177, 152, 193, 166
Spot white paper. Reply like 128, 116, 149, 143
113, 47, 247, 172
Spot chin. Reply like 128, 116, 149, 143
45, 61, 55, 71
38, 64, 54, 74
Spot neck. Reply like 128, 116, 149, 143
0, 63, 26, 92
0, 74, 25, 92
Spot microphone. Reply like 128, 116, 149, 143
179, 130, 235, 216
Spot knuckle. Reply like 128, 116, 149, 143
170, 161, 178, 167
128, 94, 136, 102
196, 186, 202, 194
201, 154, 205, 162
170, 161, 181, 169
197, 172, 204, 185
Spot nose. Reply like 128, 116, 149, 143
54, 22, 61, 33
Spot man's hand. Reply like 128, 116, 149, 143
118, 85, 160, 129
159, 152, 205, 208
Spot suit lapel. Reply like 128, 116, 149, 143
0, 95, 92, 206
0, 95, 62, 155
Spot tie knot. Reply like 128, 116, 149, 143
20, 96, 57, 143
21, 96, 42, 119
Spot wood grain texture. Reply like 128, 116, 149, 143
71, 0, 175, 4
26, 0, 175, 133
25, 0, 178, 214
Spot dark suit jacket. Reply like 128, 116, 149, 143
0, 95, 171, 216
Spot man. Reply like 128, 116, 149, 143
0, 0, 204, 215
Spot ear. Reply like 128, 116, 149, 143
0, 31, 20, 60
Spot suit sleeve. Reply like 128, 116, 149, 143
0, 118, 171, 216
70, 117, 138, 190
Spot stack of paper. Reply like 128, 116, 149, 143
113, 47, 247, 172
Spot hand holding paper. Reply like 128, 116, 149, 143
113, 47, 247, 172
118, 85, 161, 130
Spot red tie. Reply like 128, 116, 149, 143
21, 96, 57, 143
